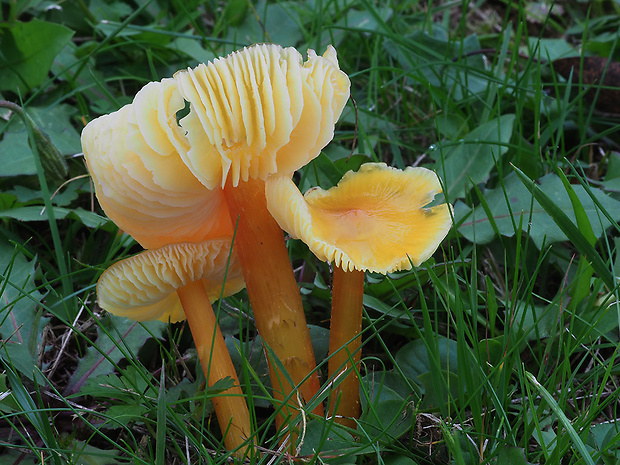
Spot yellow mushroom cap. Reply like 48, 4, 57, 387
265, 163, 453, 273
174, 43, 350, 189
97, 240, 244, 322
82, 79, 232, 249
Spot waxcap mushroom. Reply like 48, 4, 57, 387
81, 79, 232, 249
97, 240, 244, 322
173, 43, 350, 189
265, 162, 453, 273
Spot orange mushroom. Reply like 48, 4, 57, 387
81, 80, 252, 452
171, 44, 350, 431
97, 241, 251, 451
265, 162, 453, 428
82, 79, 232, 250
83, 44, 350, 441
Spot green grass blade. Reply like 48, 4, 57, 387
525, 371, 595, 465
155, 364, 166, 465
556, 167, 596, 245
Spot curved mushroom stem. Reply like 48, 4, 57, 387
177, 280, 252, 453
327, 266, 365, 429
223, 177, 322, 436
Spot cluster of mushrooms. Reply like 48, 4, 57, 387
81, 44, 453, 455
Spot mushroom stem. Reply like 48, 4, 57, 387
223, 177, 322, 432
176, 280, 252, 453
327, 266, 365, 429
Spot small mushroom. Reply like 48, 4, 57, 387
97, 240, 251, 452
172, 44, 350, 429
265, 162, 453, 428
82, 80, 251, 452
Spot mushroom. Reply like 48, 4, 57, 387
81, 80, 252, 451
82, 78, 233, 250
97, 241, 251, 451
171, 44, 350, 430
265, 162, 453, 428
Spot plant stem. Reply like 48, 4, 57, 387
18, 102, 73, 318
177, 280, 252, 453
328, 266, 365, 428
223, 177, 322, 436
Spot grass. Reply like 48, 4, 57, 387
1, 0, 620, 463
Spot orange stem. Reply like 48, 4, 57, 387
328, 266, 365, 428
223, 177, 322, 436
177, 280, 252, 453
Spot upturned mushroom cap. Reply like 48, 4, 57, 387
81, 79, 232, 249
265, 163, 453, 273
97, 240, 244, 322
173, 44, 350, 189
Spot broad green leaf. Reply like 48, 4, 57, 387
363, 294, 412, 325
0, 19, 74, 94
361, 370, 421, 405
511, 303, 561, 341
325, 6, 393, 49
224, 0, 303, 47
605, 152, 620, 180
298, 421, 356, 464
80, 366, 160, 403
340, 6, 393, 33
602, 151, 620, 197
394, 337, 459, 394
435, 112, 470, 140
221, 0, 248, 26
458, 172, 620, 249
512, 168, 616, 290
65, 314, 165, 395
0, 130, 36, 176
103, 403, 149, 427
434, 114, 515, 201
495, 446, 533, 464
90, 0, 133, 22
527, 38, 575, 61
24, 105, 82, 154
309, 324, 331, 361
0, 206, 109, 229
68, 440, 122, 464
0, 105, 81, 177
589, 422, 620, 459
166, 37, 216, 64
360, 373, 405, 406
417, 370, 459, 409
477, 337, 504, 368
572, 304, 620, 343
7, 179, 86, 207
359, 398, 414, 440
359, 372, 418, 440
0, 242, 48, 382
51, 42, 118, 114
